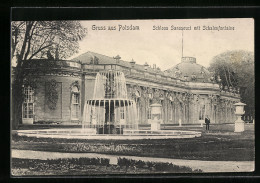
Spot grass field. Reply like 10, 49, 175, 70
12, 127, 254, 161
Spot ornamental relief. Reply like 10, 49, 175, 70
70, 80, 80, 92
165, 91, 169, 98
46, 79, 59, 110
212, 95, 219, 104
153, 89, 160, 103
133, 85, 142, 98
167, 92, 174, 102
224, 99, 230, 106
187, 93, 194, 102
141, 86, 149, 98
152, 97, 160, 104
127, 85, 135, 100
126, 85, 132, 99
139, 96, 146, 108
208, 94, 214, 102
173, 99, 179, 105
171, 92, 177, 102
140, 86, 146, 96
204, 98, 211, 106
126, 85, 233, 110
175, 92, 183, 103
167, 92, 175, 103
195, 94, 200, 102
219, 99, 226, 108
228, 100, 234, 107
182, 92, 190, 104
159, 90, 164, 100
151, 89, 165, 104
127, 84, 144, 100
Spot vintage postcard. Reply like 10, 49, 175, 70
11, 18, 254, 176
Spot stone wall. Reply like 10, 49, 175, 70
33, 75, 82, 123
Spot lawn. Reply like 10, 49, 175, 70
12, 130, 255, 161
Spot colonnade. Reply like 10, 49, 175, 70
127, 84, 238, 125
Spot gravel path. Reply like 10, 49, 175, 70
12, 149, 254, 173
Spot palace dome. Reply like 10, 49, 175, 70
164, 57, 213, 82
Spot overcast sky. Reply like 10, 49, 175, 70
70, 18, 254, 70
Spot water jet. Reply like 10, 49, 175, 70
82, 70, 138, 134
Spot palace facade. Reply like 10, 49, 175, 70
19, 51, 240, 126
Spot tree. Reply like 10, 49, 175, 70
208, 50, 254, 116
11, 21, 87, 129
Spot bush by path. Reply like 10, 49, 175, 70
11, 157, 201, 176
117, 158, 202, 173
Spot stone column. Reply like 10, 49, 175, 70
188, 102, 192, 124
225, 100, 228, 123
210, 97, 214, 123
232, 102, 236, 122
194, 95, 200, 124
140, 97, 145, 124
190, 98, 196, 124
182, 103, 185, 124
219, 100, 223, 123
229, 101, 232, 123
204, 98, 209, 118
174, 101, 177, 124
145, 97, 149, 124
178, 102, 181, 125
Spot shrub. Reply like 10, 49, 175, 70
135, 160, 146, 168
12, 157, 110, 171
116, 158, 200, 173
117, 157, 131, 167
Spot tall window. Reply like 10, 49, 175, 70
71, 86, 80, 120
136, 98, 140, 121
160, 100, 163, 120
147, 99, 152, 120
169, 104, 173, 120
214, 105, 217, 122
120, 107, 125, 119
147, 107, 151, 119
22, 86, 34, 119
199, 104, 205, 120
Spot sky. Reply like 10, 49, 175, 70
70, 18, 254, 70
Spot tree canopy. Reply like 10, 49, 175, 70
11, 21, 87, 62
208, 50, 254, 115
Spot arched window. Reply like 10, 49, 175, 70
22, 86, 34, 124
199, 104, 205, 120
71, 86, 80, 120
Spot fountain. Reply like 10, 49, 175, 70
16, 69, 202, 139
82, 70, 138, 134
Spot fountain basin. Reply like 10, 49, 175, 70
15, 128, 201, 140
